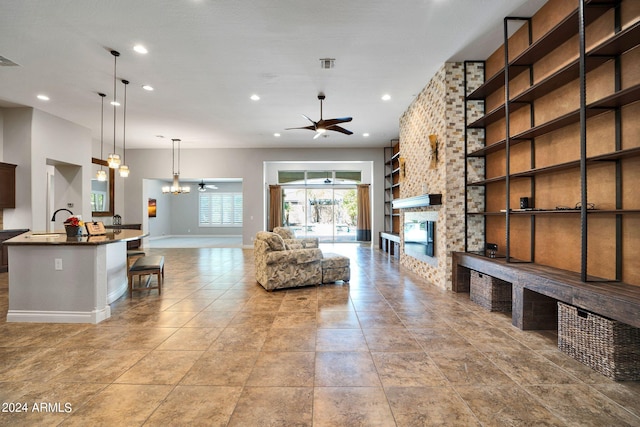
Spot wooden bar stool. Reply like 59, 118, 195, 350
128, 255, 164, 297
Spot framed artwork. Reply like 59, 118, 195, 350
148, 198, 157, 218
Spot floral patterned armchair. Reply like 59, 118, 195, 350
254, 231, 323, 291
273, 226, 319, 249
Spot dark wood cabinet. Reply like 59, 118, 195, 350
0, 162, 17, 209
0, 229, 29, 272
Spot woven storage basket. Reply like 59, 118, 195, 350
469, 270, 512, 312
558, 302, 640, 381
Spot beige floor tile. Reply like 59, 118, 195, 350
315, 351, 381, 387
430, 349, 515, 385
246, 351, 315, 386
316, 328, 368, 351
455, 384, 565, 426
52, 349, 149, 383
526, 384, 640, 426
273, 311, 317, 328
145, 385, 242, 426
208, 326, 269, 351
313, 387, 396, 427
262, 327, 316, 351
363, 328, 422, 351
181, 351, 259, 386
163, 298, 215, 312
228, 386, 313, 426
372, 351, 448, 387
386, 386, 481, 426
155, 327, 222, 350
484, 350, 579, 385
61, 383, 172, 426
316, 309, 360, 328
115, 349, 203, 385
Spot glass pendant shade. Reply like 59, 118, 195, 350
107, 153, 121, 168
96, 169, 107, 182
119, 164, 130, 177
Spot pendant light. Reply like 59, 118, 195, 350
119, 79, 130, 177
162, 139, 191, 194
96, 92, 107, 181
107, 50, 121, 169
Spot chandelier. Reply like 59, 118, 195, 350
162, 139, 191, 194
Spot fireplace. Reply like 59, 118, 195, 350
404, 212, 436, 262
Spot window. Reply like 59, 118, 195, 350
199, 192, 243, 227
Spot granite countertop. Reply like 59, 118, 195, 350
4, 229, 147, 246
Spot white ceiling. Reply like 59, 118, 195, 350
0, 0, 546, 150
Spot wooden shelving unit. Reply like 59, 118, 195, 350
381, 139, 401, 256
463, 0, 640, 284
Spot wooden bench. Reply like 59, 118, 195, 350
128, 255, 164, 297
452, 252, 640, 330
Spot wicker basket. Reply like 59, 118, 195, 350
558, 302, 640, 381
469, 270, 512, 312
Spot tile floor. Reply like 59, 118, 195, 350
0, 244, 639, 426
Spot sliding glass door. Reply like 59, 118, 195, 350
282, 187, 357, 242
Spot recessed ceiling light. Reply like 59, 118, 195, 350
142, 85, 154, 91
250, 94, 260, 101
133, 45, 148, 54
274, 133, 281, 137
110, 101, 120, 106
363, 133, 370, 137
381, 94, 391, 101
37, 94, 50, 101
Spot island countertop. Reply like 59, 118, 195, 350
4, 229, 147, 246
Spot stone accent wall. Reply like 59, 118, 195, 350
398, 62, 484, 290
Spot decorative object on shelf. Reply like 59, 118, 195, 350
64, 215, 84, 237
119, 79, 130, 177
107, 50, 121, 169
162, 139, 191, 194
96, 93, 107, 181
398, 157, 406, 182
428, 134, 438, 169
486, 243, 498, 258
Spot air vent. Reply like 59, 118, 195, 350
319, 58, 335, 69
0, 55, 19, 66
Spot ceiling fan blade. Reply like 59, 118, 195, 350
327, 125, 353, 135
321, 117, 352, 127
285, 125, 316, 131
302, 114, 316, 124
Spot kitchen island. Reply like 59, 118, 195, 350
4, 229, 147, 324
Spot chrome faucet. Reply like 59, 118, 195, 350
51, 208, 74, 222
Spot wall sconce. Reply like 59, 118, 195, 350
428, 134, 438, 169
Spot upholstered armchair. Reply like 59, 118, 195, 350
254, 231, 323, 291
273, 226, 319, 249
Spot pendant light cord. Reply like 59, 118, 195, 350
122, 79, 128, 164
99, 92, 105, 169
111, 50, 119, 156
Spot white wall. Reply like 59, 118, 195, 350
2, 107, 92, 231
125, 147, 384, 246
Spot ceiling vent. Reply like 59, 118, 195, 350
0, 55, 19, 66
319, 58, 335, 69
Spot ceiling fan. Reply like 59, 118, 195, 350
197, 180, 218, 192
286, 94, 353, 139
